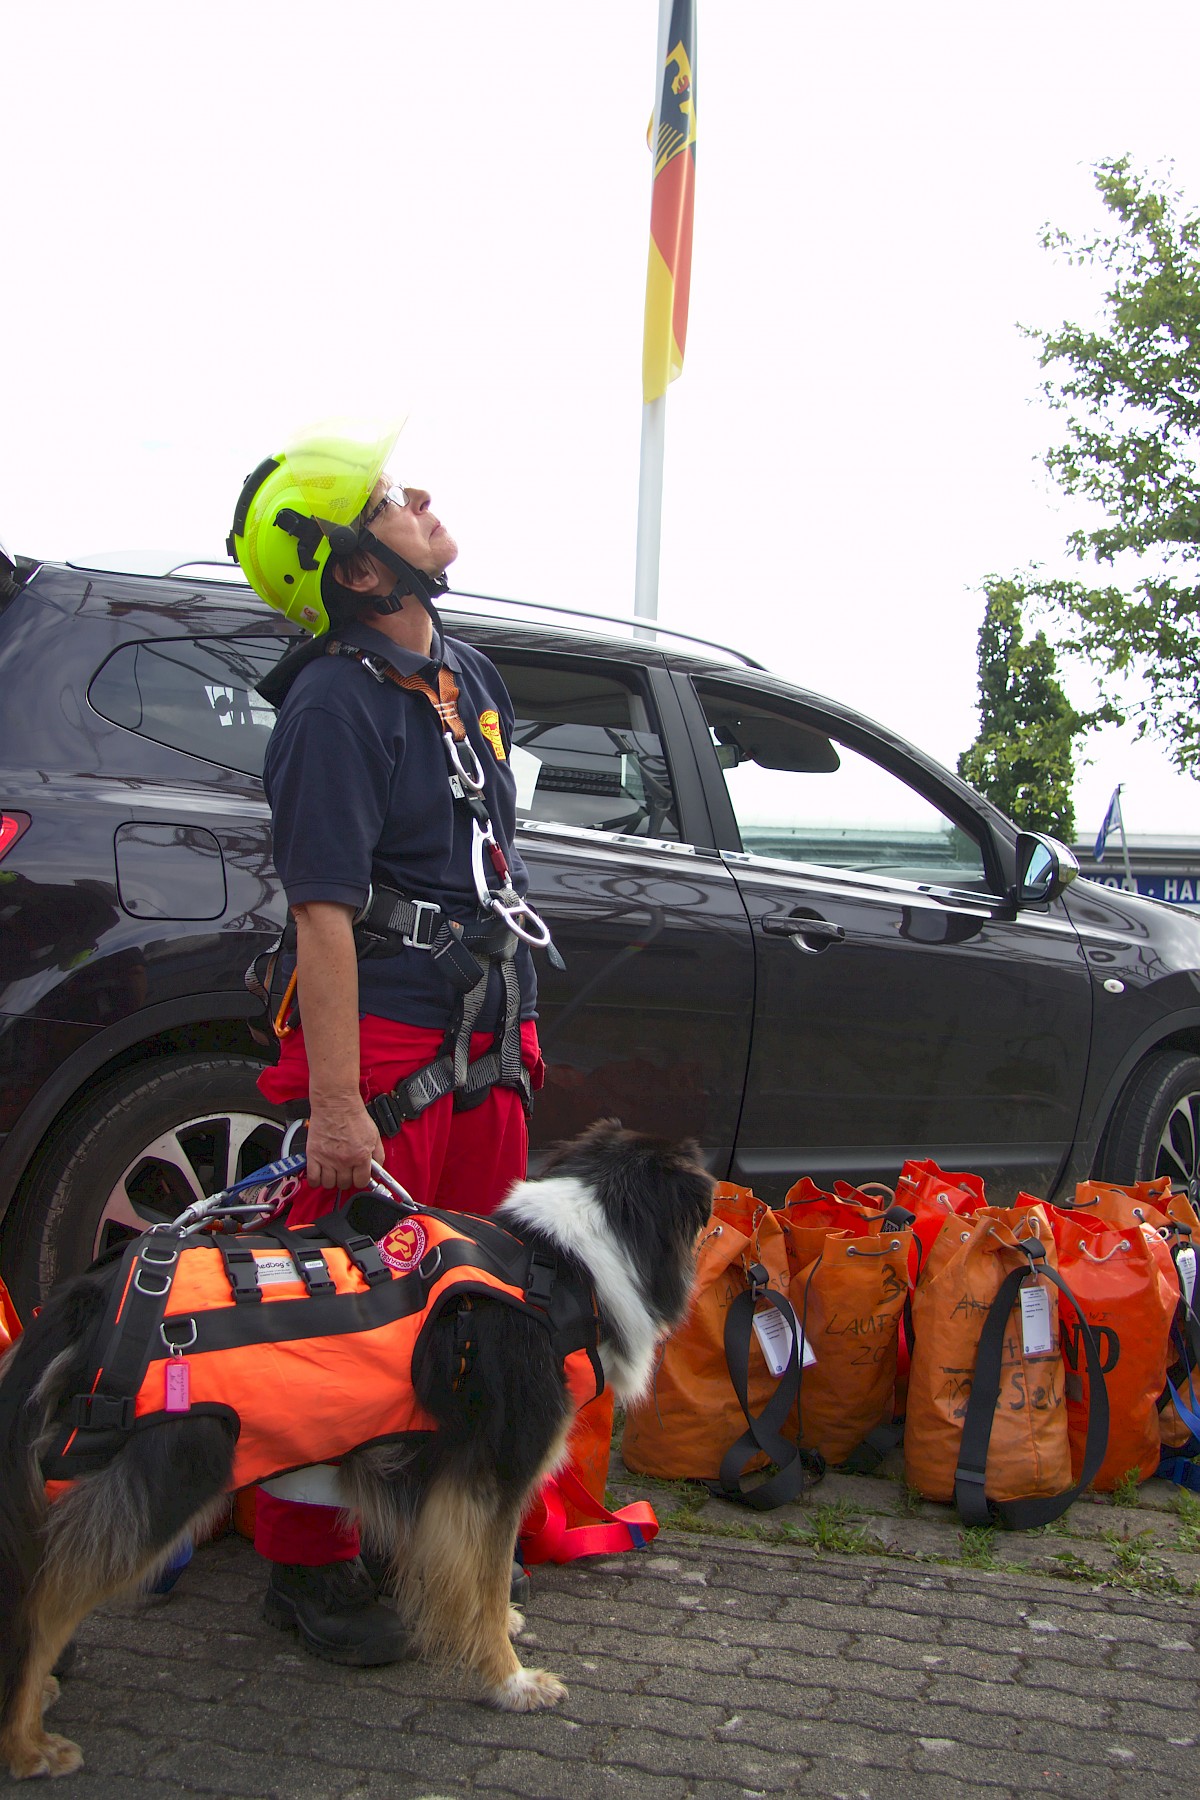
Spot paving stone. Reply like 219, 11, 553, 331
801, 1760, 1015, 1799
26, 1528, 1200, 1800
475, 1751, 690, 1800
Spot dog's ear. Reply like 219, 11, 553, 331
541, 1117, 626, 1172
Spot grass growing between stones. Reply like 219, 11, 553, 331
787, 1500, 876, 1556
1110, 1468, 1144, 1509
958, 1527, 998, 1570
1172, 1489, 1200, 1554
1101, 1529, 1185, 1595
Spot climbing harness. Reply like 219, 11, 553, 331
246, 638, 558, 1125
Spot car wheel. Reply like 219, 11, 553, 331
1097, 1050, 1200, 1206
6, 1054, 285, 1309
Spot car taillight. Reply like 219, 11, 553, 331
0, 812, 30, 859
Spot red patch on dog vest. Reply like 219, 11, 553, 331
377, 1220, 428, 1273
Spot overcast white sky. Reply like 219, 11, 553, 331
3, 1, 1199, 838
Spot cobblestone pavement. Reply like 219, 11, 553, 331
41, 1491, 1200, 1800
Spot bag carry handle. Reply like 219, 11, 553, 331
519, 1468, 659, 1563
954, 1243, 1110, 1529
707, 1263, 824, 1510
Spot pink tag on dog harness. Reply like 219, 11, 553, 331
164, 1359, 191, 1413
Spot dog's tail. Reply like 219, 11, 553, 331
0, 1276, 109, 1723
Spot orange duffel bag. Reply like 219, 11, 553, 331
1041, 1207, 1175, 1490
777, 1179, 913, 1466
622, 1181, 794, 1484
905, 1204, 1109, 1526
788, 1227, 911, 1466
1070, 1178, 1200, 1454
895, 1159, 987, 1277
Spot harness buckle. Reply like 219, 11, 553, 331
359, 655, 389, 684
402, 898, 441, 950
526, 1250, 557, 1309
69, 1393, 136, 1432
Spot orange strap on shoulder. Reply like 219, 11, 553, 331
381, 664, 467, 744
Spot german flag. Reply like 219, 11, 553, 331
642, 0, 697, 404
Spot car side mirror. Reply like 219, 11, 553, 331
1011, 832, 1080, 907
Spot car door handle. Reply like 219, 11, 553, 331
761, 915, 846, 946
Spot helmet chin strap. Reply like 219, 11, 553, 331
359, 529, 450, 652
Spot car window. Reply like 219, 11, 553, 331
88, 637, 287, 777
489, 657, 680, 840
696, 684, 988, 888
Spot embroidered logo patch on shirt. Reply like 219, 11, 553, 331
377, 1220, 428, 1274
478, 709, 506, 761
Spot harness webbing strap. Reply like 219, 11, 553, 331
55, 1233, 186, 1457
327, 642, 468, 744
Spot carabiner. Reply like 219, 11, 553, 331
489, 888, 553, 949
444, 729, 486, 795
471, 817, 496, 910
369, 1159, 420, 1211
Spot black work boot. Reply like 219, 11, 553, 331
263, 1557, 411, 1666
359, 1546, 530, 1607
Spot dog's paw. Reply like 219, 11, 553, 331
506, 1604, 525, 1640
494, 1666, 567, 1711
9, 1731, 84, 1779
40, 1675, 61, 1712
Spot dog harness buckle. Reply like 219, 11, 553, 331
526, 1250, 557, 1309
68, 1393, 135, 1432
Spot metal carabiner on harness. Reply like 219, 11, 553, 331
444, 729, 486, 795
470, 818, 552, 948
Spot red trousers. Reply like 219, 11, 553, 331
252, 1014, 541, 1565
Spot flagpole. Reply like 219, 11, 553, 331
1115, 784, 1135, 889
634, 0, 676, 629
634, 397, 666, 625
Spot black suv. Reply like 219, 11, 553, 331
2, 555, 1199, 1308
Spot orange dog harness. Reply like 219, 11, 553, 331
42, 1197, 602, 1489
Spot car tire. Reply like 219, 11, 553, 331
5, 1054, 285, 1310
1096, 1050, 1200, 1204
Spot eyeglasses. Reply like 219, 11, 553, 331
363, 485, 411, 529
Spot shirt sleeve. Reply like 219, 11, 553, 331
263, 701, 395, 911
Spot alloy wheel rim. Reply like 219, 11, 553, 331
1155, 1088, 1200, 1208
93, 1108, 286, 1259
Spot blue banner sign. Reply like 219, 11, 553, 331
1086, 872, 1200, 906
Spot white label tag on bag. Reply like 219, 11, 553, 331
752, 1308, 816, 1377
253, 1253, 300, 1286
1178, 1245, 1197, 1308
1020, 1283, 1054, 1356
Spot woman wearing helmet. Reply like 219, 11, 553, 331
229, 422, 546, 1664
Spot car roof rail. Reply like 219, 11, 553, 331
165, 560, 252, 582
445, 589, 765, 670
159, 565, 764, 671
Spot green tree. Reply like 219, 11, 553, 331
958, 577, 1100, 839
1024, 157, 1200, 777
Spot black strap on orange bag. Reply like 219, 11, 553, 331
954, 1241, 1109, 1529
706, 1262, 824, 1510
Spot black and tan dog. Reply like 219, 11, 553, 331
0, 1121, 713, 1780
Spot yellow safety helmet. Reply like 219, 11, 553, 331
227, 418, 404, 634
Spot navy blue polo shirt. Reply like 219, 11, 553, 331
263, 619, 537, 1032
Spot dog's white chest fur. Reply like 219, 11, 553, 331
497, 1175, 660, 1401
